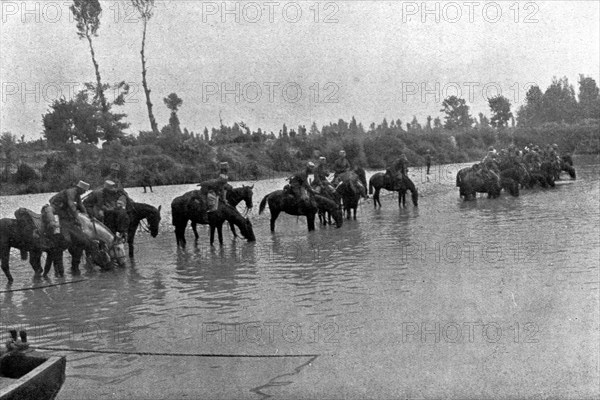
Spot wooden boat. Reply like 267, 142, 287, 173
0, 331, 66, 400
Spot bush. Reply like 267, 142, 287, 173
13, 163, 39, 183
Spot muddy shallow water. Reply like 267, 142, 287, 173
1, 157, 598, 399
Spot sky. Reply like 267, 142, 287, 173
1, 1, 599, 140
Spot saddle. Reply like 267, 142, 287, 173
14, 208, 60, 248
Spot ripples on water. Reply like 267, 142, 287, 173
1, 157, 599, 399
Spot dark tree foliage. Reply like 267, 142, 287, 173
488, 95, 513, 128
440, 96, 473, 130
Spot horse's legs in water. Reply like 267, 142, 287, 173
269, 210, 280, 232
127, 227, 136, 258
191, 222, 199, 240
306, 212, 316, 232
209, 225, 215, 246
373, 188, 380, 208
174, 219, 188, 248
0, 245, 13, 283
229, 221, 238, 238
44, 249, 64, 277
69, 247, 83, 274
29, 249, 43, 275
217, 224, 224, 246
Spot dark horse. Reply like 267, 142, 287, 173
171, 190, 255, 247
368, 172, 418, 208
558, 154, 576, 180
0, 212, 112, 283
190, 185, 253, 240
126, 202, 162, 257
259, 190, 343, 232
334, 167, 369, 220
456, 166, 502, 200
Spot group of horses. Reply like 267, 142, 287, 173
2, 156, 577, 283
0, 200, 162, 283
456, 155, 576, 200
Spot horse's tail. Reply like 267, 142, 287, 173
259, 195, 269, 215
368, 178, 373, 195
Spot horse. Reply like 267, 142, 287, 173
171, 191, 255, 247
368, 172, 418, 208
190, 185, 253, 240
126, 202, 162, 257
0, 210, 119, 283
311, 180, 341, 225
558, 155, 576, 180
456, 166, 502, 200
259, 190, 342, 232
336, 181, 361, 220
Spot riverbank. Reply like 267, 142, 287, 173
1, 121, 598, 196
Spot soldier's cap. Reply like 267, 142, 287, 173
110, 162, 120, 171
307, 162, 315, 168
76, 181, 90, 191
552, 143, 558, 148
319, 156, 326, 161
219, 162, 229, 168
426, 149, 430, 152
339, 150, 346, 154
104, 180, 116, 190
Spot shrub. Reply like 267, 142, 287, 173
13, 163, 39, 183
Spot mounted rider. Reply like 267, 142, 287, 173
478, 146, 500, 180
83, 180, 129, 238
385, 153, 408, 190
286, 162, 317, 208
332, 149, 365, 196
198, 162, 232, 223
104, 162, 130, 207
43, 180, 90, 242
332, 150, 351, 185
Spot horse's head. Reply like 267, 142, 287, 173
147, 205, 162, 237
332, 205, 344, 228
89, 240, 112, 270
109, 237, 128, 266
241, 185, 254, 210
240, 217, 256, 242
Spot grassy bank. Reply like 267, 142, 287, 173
1, 121, 598, 196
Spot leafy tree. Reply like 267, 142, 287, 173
517, 85, 544, 126
309, 121, 320, 136
578, 74, 600, 120
440, 96, 473, 130
433, 117, 442, 129
131, 0, 159, 134
70, 0, 107, 112
488, 95, 513, 128
0, 132, 18, 179
425, 116, 432, 131
349, 116, 358, 134
478, 112, 490, 127
42, 84, 130, 146
409, 115, 421, 131
163, 92, 183, 134
541, 77, 578, 123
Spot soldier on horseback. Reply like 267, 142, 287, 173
45, 181, 90, 242
286, 162, 317, 208
332, 149, 365, 196
198, 162, 232, 223
478, 146, 500, 181
83, 180, 129, 238
385, 153, 408, 190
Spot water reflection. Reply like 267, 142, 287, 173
0, 158, 598, 399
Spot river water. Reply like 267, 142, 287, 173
1, 157, 599, 399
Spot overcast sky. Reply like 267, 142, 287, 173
1, 1, 599, 140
